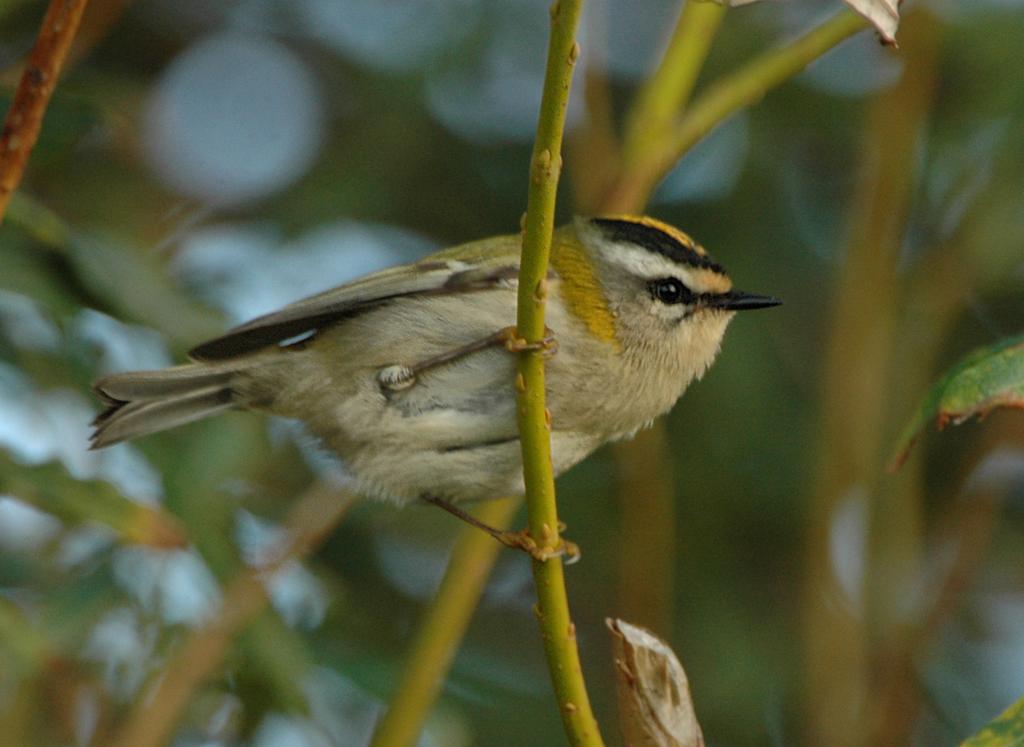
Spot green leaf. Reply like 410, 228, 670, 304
0, 597, 51, 672
5, 192, 224, 348
0, 451, 187, 548
890, 335, 1024, 470
961, 696, 1024, 746
67, 232, 224, 347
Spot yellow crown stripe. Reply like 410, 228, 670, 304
596, 214, 708, 257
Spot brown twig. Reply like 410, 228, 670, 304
109, 483, 356, 747
0, 0, 90, 223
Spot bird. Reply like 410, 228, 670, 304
90, 215, 779, 558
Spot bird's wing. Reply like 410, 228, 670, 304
188, 242, 521, 361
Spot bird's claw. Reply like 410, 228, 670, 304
496, 528, 580, 564
497, 326, 558, 358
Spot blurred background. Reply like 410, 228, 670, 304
1, 0, 1023, 745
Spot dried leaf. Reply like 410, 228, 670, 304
702, 0, 900, 45
844, 0, 900, 46
703, 0, 761, 6
607, 618, 704, 747
889, 335, 1024, 470
960, 696, 1024, 746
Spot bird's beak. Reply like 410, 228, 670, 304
709, 291, 782, 311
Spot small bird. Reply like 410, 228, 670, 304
91, 216, 779, 556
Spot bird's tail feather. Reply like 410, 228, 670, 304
91, 365, 238, 448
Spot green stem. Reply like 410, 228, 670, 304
620, 0, 727, 172
369, 498, 520, 747
516, 1, 603, 745
607, 9, 868, 210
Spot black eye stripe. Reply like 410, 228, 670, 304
649, 278, 693, 305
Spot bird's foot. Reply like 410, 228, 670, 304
496, 326, 558, 358
422, 494, 579, 564
495, 527, 580, 564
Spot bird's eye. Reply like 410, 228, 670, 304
649, 278, 692, 305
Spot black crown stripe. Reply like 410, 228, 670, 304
591, 218, 725, 274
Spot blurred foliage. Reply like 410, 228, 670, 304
961, 696, 1024, 747
1, 1, 1024, 746
892, 335, 1024, 470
